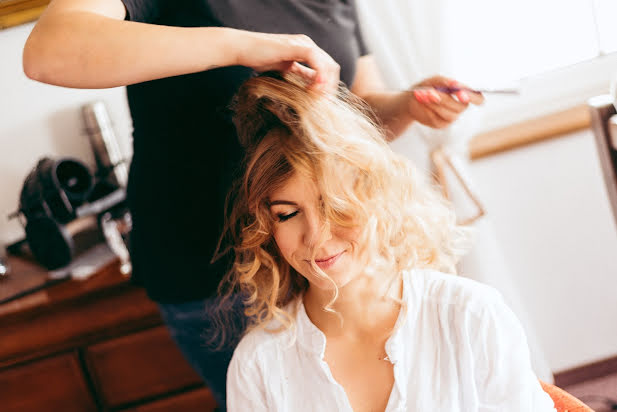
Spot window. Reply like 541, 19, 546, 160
444, 0, 617, 132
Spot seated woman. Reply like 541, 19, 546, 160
219, 72, 556, 411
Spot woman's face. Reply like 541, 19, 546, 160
268, 172, 362, 290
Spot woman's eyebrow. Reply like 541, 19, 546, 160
268, 200, 298, 207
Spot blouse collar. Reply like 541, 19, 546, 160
294, 270, 414, 363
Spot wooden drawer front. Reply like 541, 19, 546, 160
0, 353, 96, 412
0, 286, 161, 369
86, 326, 203, 408
125, 388, 217, 412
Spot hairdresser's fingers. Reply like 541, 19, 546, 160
414, 87, 468, 114
408, 93, 450, 129
240, 33, 339, 93
424, 95, 468, 123
415, 76, 469, 104
440, 78, 485, 105
278, 34, 339, 93
416, 76, 485, 106
442, 78, 485, 106
449, 83, 484, 106
428, 104, 461, 125
252, 60, 313, 81
268, 34, 340, 92
303, 47, 340, 94
287, 61, 318, 79
424, 107, 451, 129
464, 88, 485, 105
437, 92, 470, 113
415, 75, 455, 92
257, 60, 334, 93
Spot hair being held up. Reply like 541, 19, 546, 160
209, 72, 469, 347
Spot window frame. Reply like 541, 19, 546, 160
477, 52, 617, 134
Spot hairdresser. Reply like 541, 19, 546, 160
23, 0, 483, 408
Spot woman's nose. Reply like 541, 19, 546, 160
303, 210, 331, 247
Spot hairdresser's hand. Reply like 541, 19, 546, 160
409, 76, 484, 129
236, 31, 340, 93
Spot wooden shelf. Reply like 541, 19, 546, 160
0, 0, 50, 29
469, 105, 591, 160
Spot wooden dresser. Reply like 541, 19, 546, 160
0, 257, 217, 412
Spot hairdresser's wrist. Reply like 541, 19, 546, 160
215, 27, 251, 68
357, 91, 418, 139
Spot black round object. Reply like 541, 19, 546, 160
55, 159, 94, 203
24, 215, 74, 270
19, 157, 94, 225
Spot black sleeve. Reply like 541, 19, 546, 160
350, 0, 370, 57
121, 0, 165, 23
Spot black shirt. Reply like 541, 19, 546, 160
121, 0, 369, 302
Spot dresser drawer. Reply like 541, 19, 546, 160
85, 326, 203, 408
0, 353, 96, 412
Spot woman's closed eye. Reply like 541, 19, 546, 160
277, 210, 299, 222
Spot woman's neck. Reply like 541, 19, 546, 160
303, 274, 403, 338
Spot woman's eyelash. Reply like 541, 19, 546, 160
277, 211, 299, 222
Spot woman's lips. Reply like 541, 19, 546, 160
313, 251, 344, 270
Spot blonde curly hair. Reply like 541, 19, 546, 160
214, 72, 468, 340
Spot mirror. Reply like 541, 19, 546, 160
0, 0, 49, 30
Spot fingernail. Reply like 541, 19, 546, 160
414, 90, 427, 103
429, 90, 441, 103
459, 91, 470, 103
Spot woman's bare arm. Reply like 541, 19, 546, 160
23, 0, 340, 90
351, 55, 483, 139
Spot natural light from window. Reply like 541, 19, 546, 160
443, 0, 617, 131
595, 0, 617, 54
446, 0, 615, 86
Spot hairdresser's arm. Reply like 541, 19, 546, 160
23, 0, 339, 91
350, 55, 484, 140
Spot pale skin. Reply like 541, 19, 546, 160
23, 0, 483, 139
269, 172, 402, 412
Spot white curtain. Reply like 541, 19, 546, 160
356, 0, 553, 382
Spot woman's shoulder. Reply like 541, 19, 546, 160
407, 268, 507, 319
231, 305, 300, 365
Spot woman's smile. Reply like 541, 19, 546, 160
309, 250, 345, 270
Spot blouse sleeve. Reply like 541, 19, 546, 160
474, 291, 556, 412
226, 339, 269, 412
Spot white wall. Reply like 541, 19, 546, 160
0, 22, 132, 246
468, 130, 617, 372
1, 22, 616, 373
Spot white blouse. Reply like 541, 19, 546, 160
227, 269, 556, 411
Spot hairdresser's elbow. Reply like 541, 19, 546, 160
23, 36, 48, 83
22, 33, 67, 85
22, 53, 43, 84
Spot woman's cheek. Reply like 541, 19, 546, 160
273, 229, 295, 265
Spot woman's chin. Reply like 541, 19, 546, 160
307, 269, 358, 291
